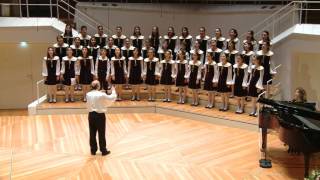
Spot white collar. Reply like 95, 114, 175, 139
190, 49, 204, 54
196, 35, 210, 40
88, 45, 100, 49
53, 43, 69, 48
256, 50, 274, 56
104, 45, 117, 49
129, 56, 143, 60
62, 56, 77, 61
78, 34, 91, 39
160, 59, 175, 64
111, 56, 125, 61
189, 60, 202, 66
226, 37, 239, 43
207, 48, 222, 53
112, 34, 126, 39
144, 57, 159, 62
78, 56, 93, 60
251, 65, 264, 70
70, 44, 83, 49
94, 33, 107, 37
241, 50, 255, 56
233, 63, 248, 69
205, 61, 217, 66
44, 56, 59, 60
121, 46, 135, 50
176, 60, 188, 64
218, 62, 231, 67
179, 35, 192, 39
224, 50, 239, 54
98, 56, 109, 61
163, 35, 178, 40
212, 36, 225, 41
130, 35, 144, 40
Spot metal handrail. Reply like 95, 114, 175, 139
254, 6, 297, 39
0, 2, 111, 34
36, 79, 45, 105
265, 63, 281, 98
258, 91, 266, 100
59, 0, 113, 34
59, 0, 98, 26
270, 82, 281, 99
240, 1, 320, 40
57, 4, 96, 30
239, 1, 295, 39
274, 64, 281, 71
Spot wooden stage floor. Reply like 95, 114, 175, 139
0, 112, 319, 180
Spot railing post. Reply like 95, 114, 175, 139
56, 0, 59, 19
26, 0, 29, 17
292, 2, 296, 26
50, 0, 53, 18
37, 82, 40, 105
67, 0, 70, 21
299, 1, 303, 24
272, 16, 275, 40
19, 0, 22, 17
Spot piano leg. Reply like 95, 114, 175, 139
304, 153, 310, 178
261, 127, 267, 152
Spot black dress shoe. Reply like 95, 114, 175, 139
91, 152, 96, 155
102, 150, 111, 156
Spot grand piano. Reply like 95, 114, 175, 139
258, 98, 320, 178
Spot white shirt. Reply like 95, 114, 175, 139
86, 89, 116, 113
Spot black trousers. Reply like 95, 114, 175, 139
88, 111, 107, 153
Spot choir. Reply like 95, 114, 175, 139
43, 24, 276, 116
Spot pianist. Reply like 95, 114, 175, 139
290, 87, 317, 111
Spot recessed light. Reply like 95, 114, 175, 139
20, 41, 28, 48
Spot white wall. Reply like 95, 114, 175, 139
273, 34, 320, 105
0, 18, 63, 109
75, 3, 279, 36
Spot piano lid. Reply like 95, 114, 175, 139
293, 114, 320, 131
258, 98, 320, 120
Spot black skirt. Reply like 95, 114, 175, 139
217, 67, 231, 93
145, 74, 159, 85
145, 61, 159, 85
160, 64, 174, 85
175, 63, 187, 87
128, 61, 143, 85
79, 73, 93, 85
112, 61, 126, 85
203, 65, 215, 91
234, 86, 247, 97
79, 66, 93, 85
45, 76, 57, 85
248, 69, 262, 97
62, 75, 74, 86
188, 65, 201, 89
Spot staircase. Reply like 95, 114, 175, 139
0, 0, 112, 34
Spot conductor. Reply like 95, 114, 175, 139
86, 80, 116, 156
